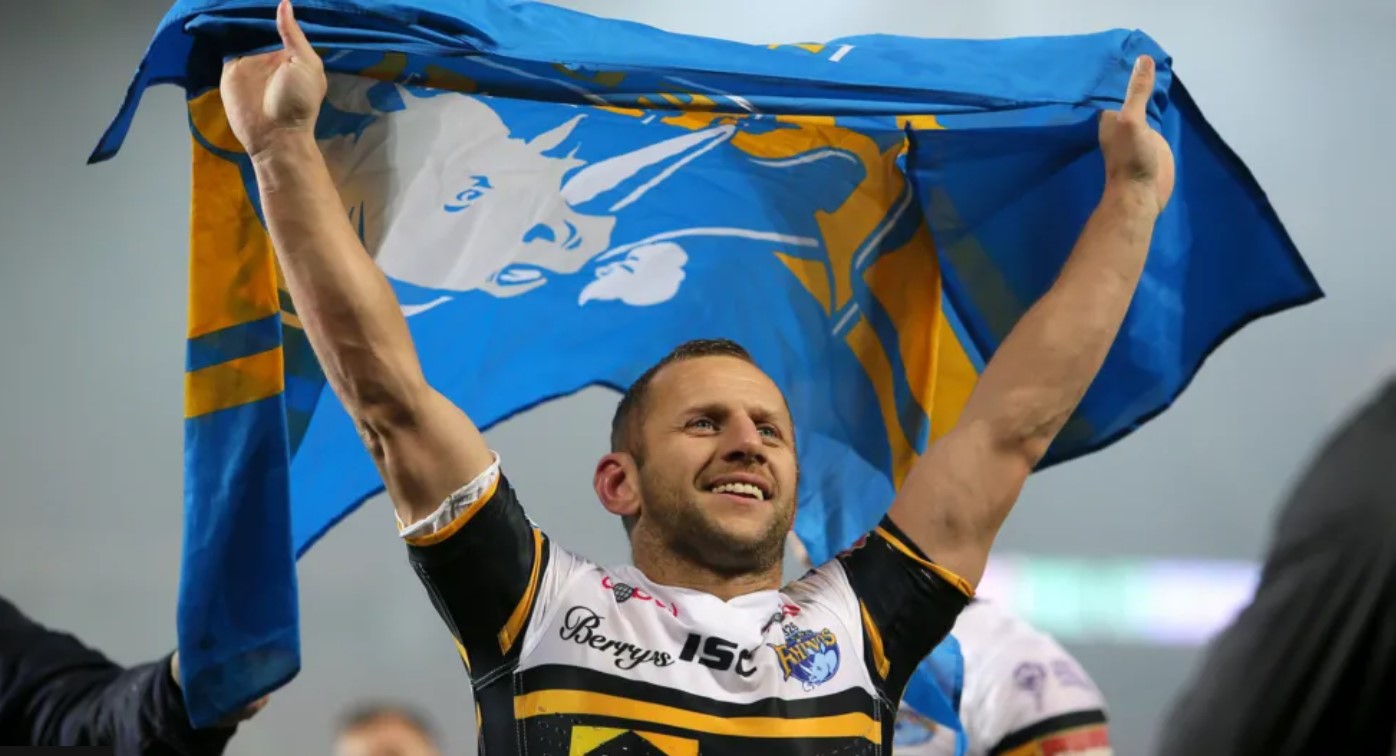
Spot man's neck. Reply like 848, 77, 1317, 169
631, 549, 783, 602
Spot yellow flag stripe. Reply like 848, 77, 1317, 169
185, 348, 284, 419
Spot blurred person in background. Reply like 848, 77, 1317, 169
1157, 378, 1396, 756
0, 594, 262, 754
791, 537, 1112, 756
334, 702, 440, 756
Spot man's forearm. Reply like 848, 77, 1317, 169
251, 133, 428, 425
965, 183, 1159, 464
249, 132, 494, 523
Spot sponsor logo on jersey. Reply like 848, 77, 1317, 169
760, 602, 802, 635
601, 575, 680, 618
679, 633, 758, 677
1014, 661, 1048, 711
559, 605, 675, 670
1051, 658, 1094, 691
771, 623, 840, 691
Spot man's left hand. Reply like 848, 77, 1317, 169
1098, 55, 1176, 215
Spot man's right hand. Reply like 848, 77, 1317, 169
220, 0, 326, 158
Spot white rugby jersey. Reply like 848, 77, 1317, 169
401, 457, 972, 755
893, 600, 1110, 756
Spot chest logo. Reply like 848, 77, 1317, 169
771, 623, 841, 691
602, 575, 680, 618
559, 606, 675, 670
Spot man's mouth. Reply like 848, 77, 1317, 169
707, 481, 769, 502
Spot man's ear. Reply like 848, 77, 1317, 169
594, 452, 641, 519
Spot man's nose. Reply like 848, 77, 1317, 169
721, 418, 766, 463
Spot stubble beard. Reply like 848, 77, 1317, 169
640, 466, 792, 578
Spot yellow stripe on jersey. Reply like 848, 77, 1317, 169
499, 527, 544, 653
515, 689, 882, 743
404, 473, 502, 547
453, 637, 472, 674
859, 601, 891, 679
570, 727, 699, 755
874, 526, 975, 597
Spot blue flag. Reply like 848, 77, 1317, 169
93, 0, 1318, 727
898, 634, 968, 755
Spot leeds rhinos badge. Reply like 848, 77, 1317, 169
771, 623, 840, 691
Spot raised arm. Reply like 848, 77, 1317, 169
219, 0, 492, 525
888, 56, 1175, 586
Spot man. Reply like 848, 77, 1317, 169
0, 595, 260, 753
1157, 379, 1396, 756
220, 1, 1172, 752
335, 703, 440, 756
790, 538, 1112, 756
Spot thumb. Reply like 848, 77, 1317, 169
1121, 55, 1155, 122
276, 0, 319, 66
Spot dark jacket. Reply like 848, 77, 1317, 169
1158, 380, 1396, 756
0, 596, 237, 754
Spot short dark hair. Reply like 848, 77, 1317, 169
338, 702, 437, 745
611, 339, 757, 535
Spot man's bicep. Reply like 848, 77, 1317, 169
405, 469, 551, 677
373, 388, 495, 528
838, 519, 973, 700
888, 421, 1033, 588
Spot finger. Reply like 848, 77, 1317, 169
1121, 55, 1155, 121
275, 0, 317, 64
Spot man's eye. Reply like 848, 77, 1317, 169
691, 418, 717, 431
758, 425, 780, 439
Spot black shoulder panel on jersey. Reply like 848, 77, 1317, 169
838, 516, 970, 706
408, 474, 551, 679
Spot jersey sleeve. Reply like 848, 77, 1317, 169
836, 517, 974, 703
965, 632, 1109, 756
402, 456, 552, 682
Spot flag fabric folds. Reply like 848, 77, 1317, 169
93, 0, 1319, 728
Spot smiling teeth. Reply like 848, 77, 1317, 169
711, 482, 765, 501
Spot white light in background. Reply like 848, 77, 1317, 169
978, 554, 1261, 646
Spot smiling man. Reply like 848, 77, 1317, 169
218, 1, 1173, 752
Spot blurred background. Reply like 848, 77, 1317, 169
1, 0, 1393, 753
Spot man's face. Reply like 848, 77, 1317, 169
632, 355, 799, 574
334, 715, 439, 756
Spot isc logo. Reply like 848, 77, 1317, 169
679, 634, 758, 677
